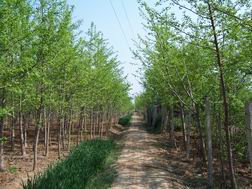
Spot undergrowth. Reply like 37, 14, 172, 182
23, 139, 116, 189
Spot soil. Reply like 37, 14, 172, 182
0, 142, 68, 189
111, 112, 252, 189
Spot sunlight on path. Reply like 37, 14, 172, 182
111, 112, 188, 189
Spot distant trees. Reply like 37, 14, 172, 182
135, 0, 252, 188
0, 0, 132, 171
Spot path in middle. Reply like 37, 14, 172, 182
111, 112, 187, 189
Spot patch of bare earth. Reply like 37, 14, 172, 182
0, 143, 68, 189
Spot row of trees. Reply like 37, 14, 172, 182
0, 0, 132, 171
135, 0, 252, 188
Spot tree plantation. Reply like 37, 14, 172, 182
0, 0, 252, 189
0, 0, 132, 183
134, 0, 252, 188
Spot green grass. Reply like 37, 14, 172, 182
118, 114, 132, 126
23, 139, 117, 189
85, 143, 121, 189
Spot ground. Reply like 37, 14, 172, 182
112, 113, 195, 189
1, 112, 251, 189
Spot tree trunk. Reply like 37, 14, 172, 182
217, 112, 226, 188
180, 106, 187, 151
67, 110, 72, 151
205, 97, 213, 188
0, 89, 6, 171
24, 114, 28, 148
245, 102, 252, 176
45, 111, 50, 157
195, 105, 207, 163
58, 117, 62, 159
186, 112, 192, 159
11, 113, 16, 152
207, 2, 237, 188
19, 111, 26, 157
33, 112, 41, 171
170, 106, 177, 148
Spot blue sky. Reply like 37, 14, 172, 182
67, 0, 156, 98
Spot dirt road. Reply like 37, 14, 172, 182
111, 112, 189, 189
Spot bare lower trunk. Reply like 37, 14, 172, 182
170, 106, 177, 148
0, 116, 4, 171
205, 97, 213, 188
0, 89, 6, 171
217, 113, 226, 188
11, 115, 15, 152
195, 105, 207, 163
245, 102, 252, 176
180, 106, 187, 151
67, 110, 72, 151
186, 112, 191, 159
19, 112, 26, 157
24, 115, 28, 148
62, 115, 66, 150
58, 117, 62, 159
33, 126, 40, 171
45, 112, 50, 157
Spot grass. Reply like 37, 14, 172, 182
23, 139, 118, 189
118, 114, 132, 126
85, 142, 121, 189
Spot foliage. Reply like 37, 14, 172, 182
118, 114, 132, 126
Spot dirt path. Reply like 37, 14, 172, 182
111, 112, 189, 189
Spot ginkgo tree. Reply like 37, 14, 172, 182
0, 0, 132, 172
135, 0, 252, 188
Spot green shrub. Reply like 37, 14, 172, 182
118, 114, 131, 126
23, 139, 116, 189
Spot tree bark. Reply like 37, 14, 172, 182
180, 106, 187, 151
217, 112, 227, 188
186, 112, 192, 159
195, 105, 207, 163
207, 2, 237, 188
205, 97, 213, 188
245, 102, 252, 176
33, 111, 41, 171
45, 111, 50, 157
58, 116, 62, 159
170, 106, 177, 148
0, 89, 6, 171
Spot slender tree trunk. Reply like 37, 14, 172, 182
205, 97, 213, 188
11, 94, 15, 152
180, 106, 187, 151
19, 111, 26, 157
11, 112, 15, 152
24, 114, 28, 148
170, 106, 177, 148
67, 110, 72, 151
84, 113, 87, 140
58, 117, 62, 159
43, 109, 47, 148
186, 112, 191, 159
62, 115, 66, 149
195, 105, 207, 163
45, 111, 50, 157
207, 2, 237, 188
33, 111, 41, 171
217, 112, 226, 188
0, 89, 6, 171
245, 102, 252, 176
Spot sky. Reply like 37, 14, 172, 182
67, 0, 155, 98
